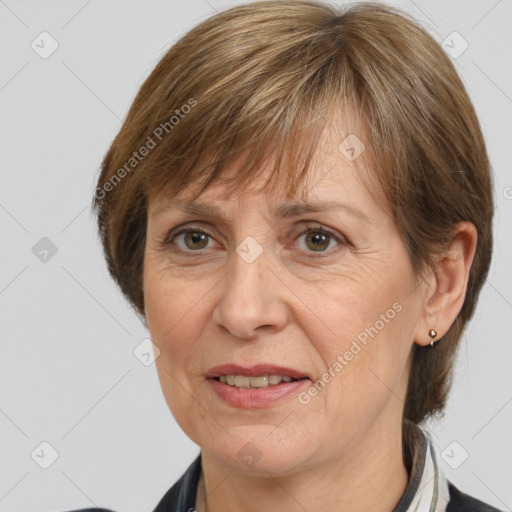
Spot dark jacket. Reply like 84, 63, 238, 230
64, 424, 503, 512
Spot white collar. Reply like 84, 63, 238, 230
405, 428, 450, 512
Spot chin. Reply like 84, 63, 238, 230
199, 425, 321, 476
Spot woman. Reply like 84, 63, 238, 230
80, 1, 500, 511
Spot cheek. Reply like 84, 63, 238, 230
144, 253, 202, 335
301, 262, 416, 415
142, 247, 216, 427
144, 267, 214, 435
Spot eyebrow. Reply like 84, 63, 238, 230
150, 200, 373, 223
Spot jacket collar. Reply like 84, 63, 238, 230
394, 420, 451, 511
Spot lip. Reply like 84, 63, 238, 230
205, 363, 309, 380
208, 377, 311, 408
205, 363, 311, 409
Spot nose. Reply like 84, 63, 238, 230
212, 248, 289, 340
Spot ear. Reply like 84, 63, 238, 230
413, 221, 478, 347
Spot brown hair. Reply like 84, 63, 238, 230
92, 0, 494, 428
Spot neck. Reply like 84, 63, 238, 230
195, 418, 411, 512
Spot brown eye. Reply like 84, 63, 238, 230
303, 230, 331, 251
295, 226, 345, 256
167, 228, 215, 252
161, 223, 346, 258
181, 231, 210, 250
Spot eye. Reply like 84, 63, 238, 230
293, 224, 346, 257
164, 227, 217, 252
159, 222, 347, 257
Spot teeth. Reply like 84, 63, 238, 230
234, 375, 250, 387
242, 375, 267, 387
218, 374, 298, 388
269, 375, 283, 385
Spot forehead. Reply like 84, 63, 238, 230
165, 117, 366, 194
146, 106, 390, 224
189, 150, 366, 202
148, 133, 383, 227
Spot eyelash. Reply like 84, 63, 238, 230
158, 222, 348, 258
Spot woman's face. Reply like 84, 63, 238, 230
143, 132, 431, 476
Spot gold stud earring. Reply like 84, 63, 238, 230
428, 328, 438, 347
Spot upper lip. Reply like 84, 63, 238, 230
205, 364, 310, 380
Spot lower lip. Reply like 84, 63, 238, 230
207, 378, 311, 408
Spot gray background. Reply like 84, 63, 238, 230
1, 0, 511, 510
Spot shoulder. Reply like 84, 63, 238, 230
447, 481, 505, 512
59, 509, 116, 512
59, 455, 201, 512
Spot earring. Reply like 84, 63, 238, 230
428, 328, 438, 347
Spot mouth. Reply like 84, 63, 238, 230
205, 363, 311, 390
214, 374, 307, 389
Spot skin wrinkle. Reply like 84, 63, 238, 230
142, 122, 476, 512
88, 2, 492, 508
